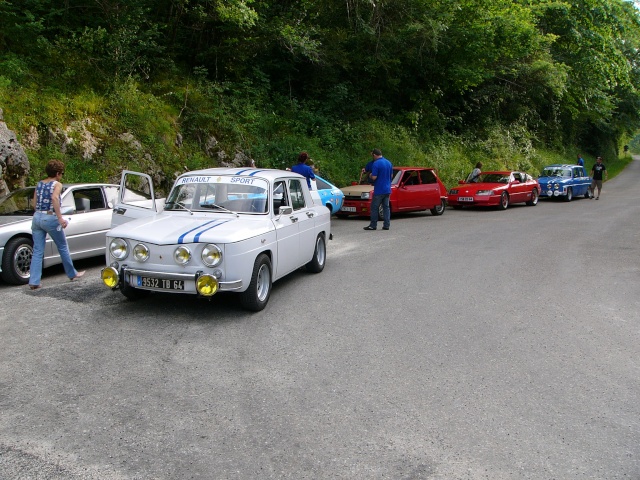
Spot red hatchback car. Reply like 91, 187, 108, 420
337, 167, 448, 219
447, 171, 540, 209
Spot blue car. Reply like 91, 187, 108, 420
538, 164, 592, 201
310, 175, 345, 215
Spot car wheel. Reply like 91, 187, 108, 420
240, 253, 272, 312
120, 279, 151, 300
430, 199, 446, 216
585, 189, 592, 199
377, 203, 392, 220
1, 237, 33, 285
306, 234, 326, 273
499, 192, 510, 210
526, 188, 539, 206
565, 187, 573, 202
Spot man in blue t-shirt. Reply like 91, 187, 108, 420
576, 154, 584, 167
364, 148, 393, 231
291, 151, 315, 188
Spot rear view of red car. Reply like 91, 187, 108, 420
337, 167, 448, 219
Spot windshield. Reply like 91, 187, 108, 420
165, 175, 269, 214
0, 187, 37, 215
540, 168, 571, 178
477, 173, 510, 184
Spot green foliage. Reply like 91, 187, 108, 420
2, 0, 640, 193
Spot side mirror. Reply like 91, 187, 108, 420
278, 206, 293, 216
61, 206, 74, 215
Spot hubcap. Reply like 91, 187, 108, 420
317, 238, 326, 266
256, 264, 271, 301
14, 245, 33, 278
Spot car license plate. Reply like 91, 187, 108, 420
459, 196, 474, 202
341, 206, 356, 212
137, 276, 184, 290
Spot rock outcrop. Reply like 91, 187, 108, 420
0, 108, 30, 196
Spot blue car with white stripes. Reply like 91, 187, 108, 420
538, 164, 592, 201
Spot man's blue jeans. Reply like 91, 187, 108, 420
29, 212, 78, 286
369, 194, 390, 229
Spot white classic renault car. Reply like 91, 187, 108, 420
101, 168, 331, 311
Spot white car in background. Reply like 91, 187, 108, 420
101, 168, 331, 311
0, 183, 120, 284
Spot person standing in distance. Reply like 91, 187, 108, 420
364, 148, 393, 231
291, 151, 315, 189
576, 154, 584, 167
28, 159, 85, 289
466, 162, 482, 183
590, 156, 607, 200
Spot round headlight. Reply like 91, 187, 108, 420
196, 274, 219, 296
133, 243, 150, 262
109, 238, 128, 260
174, 246, 191, 265
201, 244, 222, 267
101, 266, 119, 288
553, 184, 559, 190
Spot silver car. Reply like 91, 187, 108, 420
0, 183, 120, 284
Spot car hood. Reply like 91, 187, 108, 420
108, 213, 274, 245
538, 177, 568, 184
340, 184, 374, 195
0, 215, 31, 227
451, 183, 506, 192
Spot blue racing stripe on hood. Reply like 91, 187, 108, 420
177, 220, 221, 244
193, 220, 231, 242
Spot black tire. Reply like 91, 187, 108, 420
565, 187, 573, 202
240, 254, 272, 312
377, 202, 392, 221
499, 192, 510, 210
430, 199, 446, 216
306, 234, 326, 273
1, 236, 33, 285
526, 188, 539, 206
585, 189, 592, 199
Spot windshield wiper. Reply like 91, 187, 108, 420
165, 201, 193, 215
199, 203, 238, 216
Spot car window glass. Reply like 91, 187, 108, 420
104, 186, 119, 207
289, 179, 306, 210
0, 188, 35, 214
419, 170, 437, 184
72, 188, 106, 212
122, 174, 153, 207
273, 181, 289, 213
315, 177, 330, 190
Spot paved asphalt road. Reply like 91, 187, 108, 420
1, 159, 639, 479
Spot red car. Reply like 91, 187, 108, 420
337, 167, 448, 218
447, 171, 540, 209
